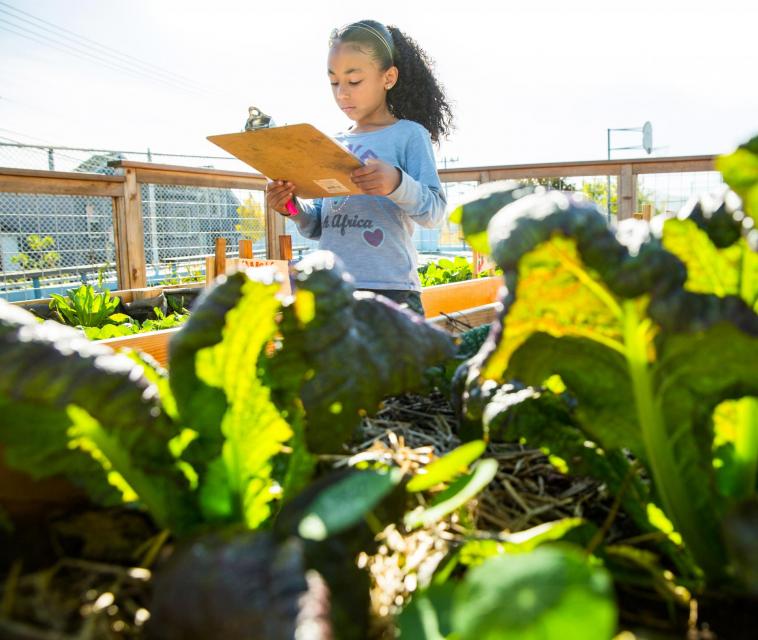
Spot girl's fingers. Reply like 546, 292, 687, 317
266, 181, 296, 211
351, 164, 378, 178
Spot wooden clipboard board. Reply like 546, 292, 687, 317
207, 123, 363, 199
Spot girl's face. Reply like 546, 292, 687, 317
327, 42, 398, 126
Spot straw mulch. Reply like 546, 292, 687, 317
345, 391, 610, 637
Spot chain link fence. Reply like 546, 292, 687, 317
0, 142, 723, 301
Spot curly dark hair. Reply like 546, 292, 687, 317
329, 20, 453, 143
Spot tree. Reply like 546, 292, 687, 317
11, 234, 61, 271
521, 177, 576, 191
236, 195, 266, 243
581, 181, 661, 217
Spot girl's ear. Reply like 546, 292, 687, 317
384, 65, 399, 90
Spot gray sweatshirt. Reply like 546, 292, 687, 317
291, 119, 446, 292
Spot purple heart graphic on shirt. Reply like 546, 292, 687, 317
363, 228, 384, 247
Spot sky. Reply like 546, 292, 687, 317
1, 0, 757, 171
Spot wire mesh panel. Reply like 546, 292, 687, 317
0, 142, 721, 301
429, 180, 480, 254
140, 185, 268, 286
637, 171, 723, 215
0, 192, 116, 301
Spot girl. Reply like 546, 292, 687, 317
266, 19, 453, 315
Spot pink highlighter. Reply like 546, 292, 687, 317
285, 199, 298, 216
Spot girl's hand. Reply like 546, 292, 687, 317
350, 159, 401, 196
266, 180, 297, 215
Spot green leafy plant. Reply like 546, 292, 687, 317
418, 256, 475, 286
451, 181, 758, 592
1, 251, 455, 535
141, 307, 189, 332
717, 134, 758, 248
399, 546, 616, 640
81, 308, 189, 340
82, 322, 139, 340
49, 284, 122, 328
158, 264, 204, 287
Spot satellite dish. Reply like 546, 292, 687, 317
642, 121, 653, 154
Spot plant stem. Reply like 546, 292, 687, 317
139, 529, 171, 569
585, 463, 635, 556
733, 397, 758, 500
621, 301, 724, 580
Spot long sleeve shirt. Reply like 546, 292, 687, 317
290, 119, 446, 292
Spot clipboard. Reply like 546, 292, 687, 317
207, 123, 363, 199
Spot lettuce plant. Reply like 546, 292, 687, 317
49, 283, 122, 328
452, 182, 758, 590
418, 256, 475, 286
0, 251, 455, 535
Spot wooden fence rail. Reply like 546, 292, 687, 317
0, 155, 716, 292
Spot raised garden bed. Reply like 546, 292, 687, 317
95, 276, 500, 367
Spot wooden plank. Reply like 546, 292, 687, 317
631, 157, 715, 174
438, 154, 716, 183
111, 160, 266, 180
99, 327, 182, 369
111, 195, 129, 290
618, 165, 636, 220
111, 156, 716, 186
205, 255, 215, 286
11, 282, 206, 307
119, 168, 148, 288
214, 238, 227, 277
279, 235, 293, 260
427, 303, 499, 333
0, 167, 123, 196
130, 167, 267, 190
421, 277, 501, 318
235, 258, 292, 296
265, 196, 286, 259
239, 239, 254, 259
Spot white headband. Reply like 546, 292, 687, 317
331, 22, 394, 62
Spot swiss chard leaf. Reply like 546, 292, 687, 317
169, 273, 246, 445
0, 300, 196, 532
652, 322, 758, 575
448, 180, 537, 254
455, 185, 758, 586
662, 212, 757, 310
716, 135, 758, 247
0, 399, 123, 507
169, 270, 314, 528
271, 252, 456, 453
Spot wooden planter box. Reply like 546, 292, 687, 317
98, 277, 502, 367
